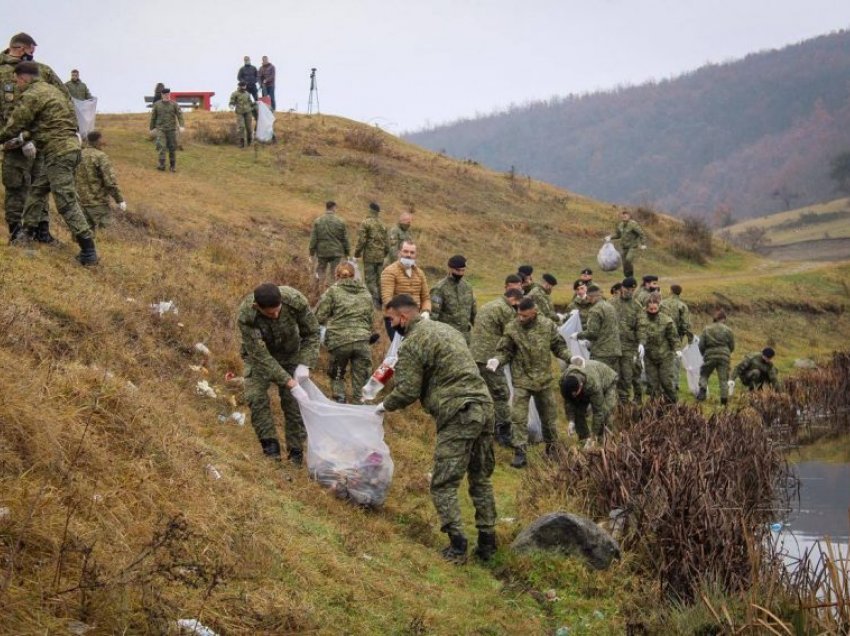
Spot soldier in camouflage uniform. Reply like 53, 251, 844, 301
732, 348, 781, 392
606, 208, 647, 278
148, 87, 184, 172
75, 130, 125, 231
430, 254, 477, 343
527, 273, 559, 323
638, 293, 679, 403
309, 201, 350, 286
567, 280, 593, 325
470, 283, 523, 446
228, 82, 255, 147
385, 211, 415, 264
560, 359, 618, 441
611, 277, 643, 403
65, 69, 92, 101
354, 202, 389, 307
315, 262, 375, 403
378, 294, 497, 563
0, 62, 98, 265
635, 275, 659, 307
1, 32, 70, 244
237, 283, 320, 464
697, 309, 735, 404
661, 284, 693, 387
490, 297, 572, 468
575, 285, 621, 373
517, 264, 534, 294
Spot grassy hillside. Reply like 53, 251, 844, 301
1, 112, 849, 634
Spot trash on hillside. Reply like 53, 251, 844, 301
0, 506, 10, 521
545, 589, 559, 602
150, 300, 178, 316
504, 365, 543, 443
558, 312, 591, 360
218, 412, 245, 426
679, 336, 703, 397
176, 619, 219, 636
224, 371, 244, 387
189, 365, 210, 375
597, 240, 621, 271
298, 379, 394, 506
205, 464, 222, 480
362, 333, 402, 401
92, 494, 103, 503
196, 380, 217, 399
194, 342, 211, 357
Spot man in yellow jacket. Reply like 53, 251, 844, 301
380, 240, 430, 338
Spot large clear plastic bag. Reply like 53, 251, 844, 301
299, 379, 394, 506
558, 311, 590, 360
597, 240, 621, 272
255, 101, 275, 142
72, 97, 97, 138
679, 336, 704, 397
503, 366, 543, 443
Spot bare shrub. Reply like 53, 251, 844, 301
633, 206, 659, 225
343, 128, 384, 154
192, 120, 235, 145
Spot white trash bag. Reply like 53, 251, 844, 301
504, 366, 543, 443
558, 312, 590, 360
597, 240, 621, 272
679, 336, 704, 397
346, 257, 362, 281
72, 97, 97, 139
255, 101, 275, 143
299, 379, 394, 506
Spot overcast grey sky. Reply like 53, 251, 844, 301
12, 0, 850, 133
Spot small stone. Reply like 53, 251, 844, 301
545, 588, 558, 601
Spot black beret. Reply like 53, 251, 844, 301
580, 268, 593, 275
542, 273, 557, 285
622, 277, 637, 288
369, 202, 380, 212
448, 254, 467, 269
13, 61, 39, 76
518, 264, 533, 277
161, 87, 171, 94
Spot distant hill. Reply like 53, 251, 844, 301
406, 30, 850, 222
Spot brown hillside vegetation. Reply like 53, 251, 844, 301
1, 112, 850, 634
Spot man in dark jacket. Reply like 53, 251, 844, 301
237, 56, 259, 101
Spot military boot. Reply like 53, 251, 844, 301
75, 236, 99, 266
720, 397, 728, 406
287, 447, 303, 467
441, 532, 468, 564
34, 220, 59, 245
239, 138, 245, 149
474, 531, 497, 561
260, 438, 282, 461
7, 222, 22, 244
510, 447, 527, 469
495, 422, 512, 448
169, 157, 177, 173
157, 158, 166, 171
10, 225, 36, 246
696, 387, 707, 402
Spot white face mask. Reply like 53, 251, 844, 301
400, 257, 416, 268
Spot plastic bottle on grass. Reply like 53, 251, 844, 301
361, 356, 397, 401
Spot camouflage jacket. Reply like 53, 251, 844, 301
75, 146, 124, 206
383, 315, 493, 432
229, 90, 254, 115
634, 288, 652, 307
732, 353, 781, 389
611, 219, 646, 249
469, 296, 516, 364
309, 210, 350, 258
1, 53, 70, 124
638, 311, 678, 361
354, 211, 389, 263
149, 99, 184, 131
610, 295, 641, 352
65, 79, 92, 101
527, 284, 557, 322
661, 294, 693, 343
430, 275, 477, 341
567, 294, 593, 326
496, 315, 571, 390
237, 286, 320, 385
561, 360, 618, 417
386, 223, 414, 259
0, 78, 79, 157
698, 322, 735, 364
314, 278, 374, 350
577, 299, 622, 358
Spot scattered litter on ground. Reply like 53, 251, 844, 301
194, 342, 211, 357
196, 380, 217, 398
205, 464, 222, 480
176, 618, 219, 636
150, 300, 178, 316
217, 412, 245, 426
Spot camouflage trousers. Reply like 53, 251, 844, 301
592, 355, 620, 374
622, 246, 639, 278
617, 350, 642, 402
328, 340, 372, 403
699, 358, 730, 399
82, 204, 112, 231
155, 129, 178, 167
645, 354, 677, 403
566, 384, 618, 439
315, 256, 341, 286
431, 402, 496, 535
741, 370, 770, 391
244, 364, 306, 453
511, 385, 559, 447
2, 148, 48, 227
477, 363, 511, 432
22, 151, 92, 239
362, 260, 383, 306
235, 111, 254, 145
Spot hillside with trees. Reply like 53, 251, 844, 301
406, 30, 850, 222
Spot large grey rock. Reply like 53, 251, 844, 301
510, 512, 621, 570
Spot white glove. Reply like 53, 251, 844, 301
149, 129, 157, 139
118, 201, 127, 212
179, 127, 186, 133
22, 141, 36, 159
11, 132, 25, 146
638, 344, 645, 357
420, 311, 430, 320
727, 380, 736, 395
604, 235, 612, 242
569, 333, 579, 340
555, 312, 566, 322
375, 402, 386, 415
294, 364, 310, 382
640, 245, 647, 250
485, 358, 500, 372
290, 384, 309, 403
676, 351, 683, 359
567, 421, 576, 437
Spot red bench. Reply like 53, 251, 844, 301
144, 91, 216, 111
